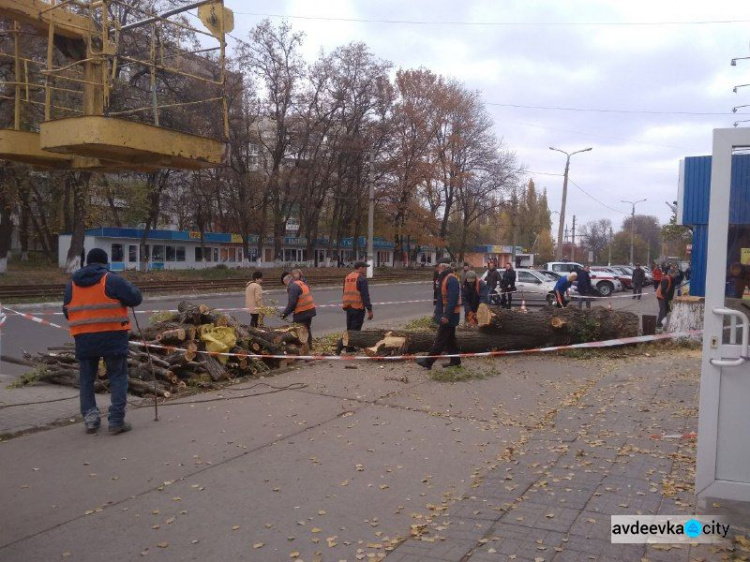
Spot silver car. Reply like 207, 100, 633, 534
482, 268, 557, 306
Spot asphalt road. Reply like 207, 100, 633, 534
0, 281, 661, 378
0, 281, 435, 377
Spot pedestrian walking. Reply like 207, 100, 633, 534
245, 271, 265, 327
416, 260, 462, 370
281, 271, 316, 349
553, 272, 577, 308
461, 270, 488, 325
575, 265, 597, 309
631, 263, 646, 300
63, 248, 143, 435
651, 262, 663, 291
484, 261, 501, 305
335, 261, 374, 354
500, 262, 516, 309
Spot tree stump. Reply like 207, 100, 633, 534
666, 296, 704, 341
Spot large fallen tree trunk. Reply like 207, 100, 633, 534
476, 304, 639, 344
343, 329, 539, 355
344, 305, 640, 356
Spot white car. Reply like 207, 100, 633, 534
589, 267, 624, 296
482, 268, 557, 306
541, 261, 584, 275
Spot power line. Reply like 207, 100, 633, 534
231, 12, 750, 28
567, 178, 628, 215
485, 102, 735, 117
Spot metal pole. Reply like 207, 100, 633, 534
571, 215, 576, 262
555, 155, 570, 260
119, 0, 216, 32
608, 227, 613, 266
550, 147, 592, 260
630, 207, 635, 265
621, 198, 646, 265
367, 165, 374, 279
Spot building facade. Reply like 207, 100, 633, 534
58, 228, 398, 270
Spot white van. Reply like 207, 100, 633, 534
541, 261, 584, 274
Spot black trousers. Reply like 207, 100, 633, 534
296, 317, 313, 348
425, 324, 460, 366
657, 299, 670, 327
500, 291, 513, 309
632, 284, 643, 300
345, 308, 366, 331
337, 308, 366, 353
250, 313, 260, 327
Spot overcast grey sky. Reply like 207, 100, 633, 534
227, 0, 750, 233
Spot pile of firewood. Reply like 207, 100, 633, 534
343, 304, 640, 356
21, 301, 310, 398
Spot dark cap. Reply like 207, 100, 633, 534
354, 261, 368, 269
86, 248, 108, 265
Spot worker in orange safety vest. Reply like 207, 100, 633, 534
63, 248, 142, 435
281, 270, 317, 348
336, 261, 373, 354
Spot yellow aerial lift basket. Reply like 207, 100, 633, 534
0, 0, 232, 171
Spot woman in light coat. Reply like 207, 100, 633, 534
245, 271, 265, 327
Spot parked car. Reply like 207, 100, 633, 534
540, 261, 584, 274
482, 268, 557, 306
536, 270, 561, 282
589, 266, 624, 296
609, 266, 633, 289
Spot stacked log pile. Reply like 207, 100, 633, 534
343, 304, 640, 356
21, 301, 309, 397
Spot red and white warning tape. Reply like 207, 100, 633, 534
7, 299, 434, 317
125, 330, 704, 362
3, 300, 705, 363
3, 306, 65, 329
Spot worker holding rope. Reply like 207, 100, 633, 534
62, 249, 142, 435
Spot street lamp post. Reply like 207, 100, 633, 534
621, 198, 647, 265
549, 146, 592, 260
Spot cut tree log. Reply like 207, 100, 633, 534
177, 301, 211, 325
343, 330, 436, 351
201, 355, 230, 382
476, 304, 638, 344
344, 328, 536, 354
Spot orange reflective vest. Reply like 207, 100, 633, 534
441, 273, 462, 314
67, 274, 131, 337
293, 280, 316, 314
342, 272, 364, 310
656, 276, 672, 300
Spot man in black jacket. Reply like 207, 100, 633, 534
631, 263, 646, 300
500, 263, 516, 309
575, 265, 597, 309
484, 261, 501, 305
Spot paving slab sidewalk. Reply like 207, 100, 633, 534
0, 347, 747, 562
387, 347, 750, 562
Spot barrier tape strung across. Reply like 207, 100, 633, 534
126, 330, 704, 362
3, 306, 65, 329
2, 300, 705, 361
3, 299, 435, 317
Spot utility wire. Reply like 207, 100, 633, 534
231, 12, 750, 28
486, 102, 735, 117
567, 178, 628, 215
